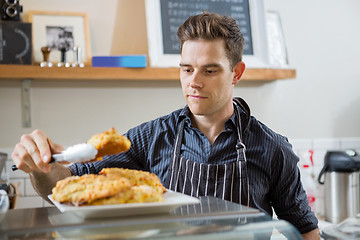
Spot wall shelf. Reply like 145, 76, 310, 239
0, 65, 296, 81
0, 64, 296, 128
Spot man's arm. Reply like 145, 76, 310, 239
30, 163, 71, 202
302, 228, 320, 240
270, 138, 319, 234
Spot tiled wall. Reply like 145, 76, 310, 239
1, 137, 360, 214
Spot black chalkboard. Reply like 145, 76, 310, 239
160, 0, 253, 55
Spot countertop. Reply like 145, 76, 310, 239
0, 196, 303, 239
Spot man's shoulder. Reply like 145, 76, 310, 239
247, 116, 291, 150
234, 97, 290, 151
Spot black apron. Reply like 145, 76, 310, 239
165, 100, 250, 206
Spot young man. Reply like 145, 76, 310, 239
12, 12, 319, 239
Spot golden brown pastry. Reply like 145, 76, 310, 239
87, 127, 131, 161
52, 168, 166, 206
99, 168, 166, 195
52, 174, 131, 206
87, 185, 163, 205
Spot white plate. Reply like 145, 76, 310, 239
48, 190, 200, 219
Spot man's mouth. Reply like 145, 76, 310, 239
188, 95, 206, 100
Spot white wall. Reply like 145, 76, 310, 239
251, 0, 360, 138
0, 0, 360, 149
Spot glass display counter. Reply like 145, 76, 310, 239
0, 196, 302, 239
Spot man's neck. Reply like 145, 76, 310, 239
190, 107, 234, 146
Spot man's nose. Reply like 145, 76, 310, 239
189, 70, 203, 88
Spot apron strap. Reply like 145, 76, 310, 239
167, 119, 185, 190
235, 104, 250, 207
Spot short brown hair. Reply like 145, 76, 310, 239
177, 12, 245, 70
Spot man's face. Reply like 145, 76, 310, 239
179, 39, 237, 117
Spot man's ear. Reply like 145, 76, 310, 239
232, 61, 246, 84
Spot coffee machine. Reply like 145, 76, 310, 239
318, 150, 360, 223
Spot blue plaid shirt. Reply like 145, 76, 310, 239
68, 99, 318, 233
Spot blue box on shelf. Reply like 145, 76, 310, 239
92, 55, 147, 68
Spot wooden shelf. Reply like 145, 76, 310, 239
0, 65, 296, 81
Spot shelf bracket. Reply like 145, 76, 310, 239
21, 79, 32, 128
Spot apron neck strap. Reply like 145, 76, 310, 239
174, 119, 185, 158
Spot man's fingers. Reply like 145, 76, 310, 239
12, 143, 38, 173
31, 129, 53, 164
12, 129, 63, 173
20, 131, 49, 172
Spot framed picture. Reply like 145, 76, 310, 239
266, 11, 289, 68
145, 0, 269, 68
28, 11, 91, 66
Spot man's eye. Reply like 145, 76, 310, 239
206, 69, 217, 74
182, 68, 193, 73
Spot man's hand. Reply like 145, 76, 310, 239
302, 228, 320, 240
11, 129, 64, 173
11, 129, 72, 201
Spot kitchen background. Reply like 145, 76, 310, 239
0, 0, 359, 221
